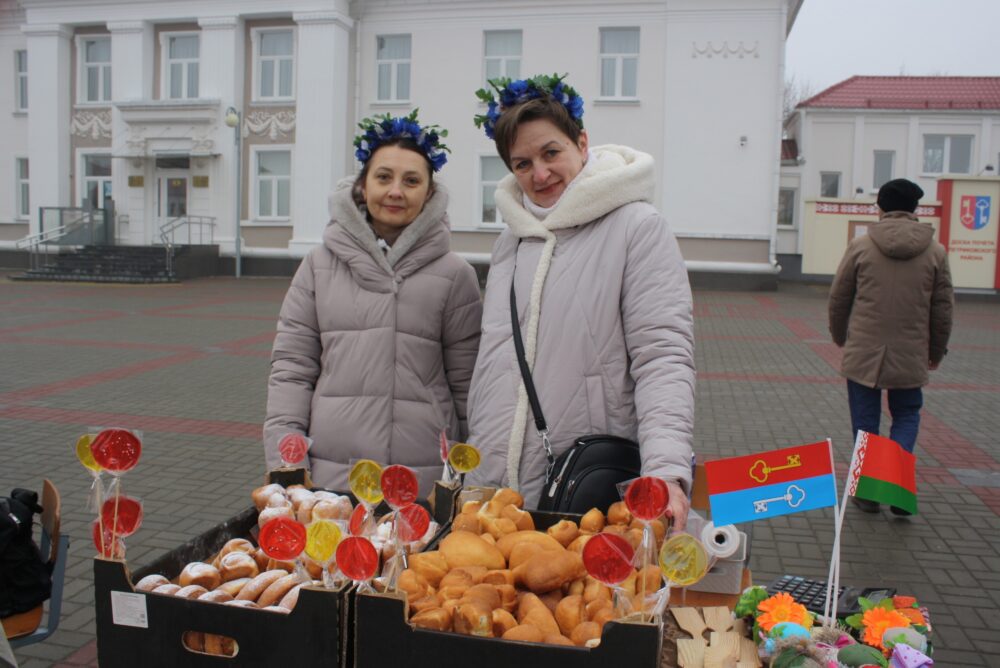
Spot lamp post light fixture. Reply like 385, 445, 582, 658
224, 107, 242, 278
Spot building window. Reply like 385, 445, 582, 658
873, 150, 894, 189
777, 188, 795, 227
255, 149, 291, 219
15, 50, 27, 111
376, 34, 411, 102
599, 27, 639, 98
484, 30, 521, 84
923, 134, 972, 174
820, 172, 841, 198
164, 33, 200, 99
81, 37, 111, 103
16, 158, 29, 219
82, 154, 112, 209
480, 156, 507, 226
254, 29, 294, 101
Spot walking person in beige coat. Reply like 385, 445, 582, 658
465, 75, 695, 526
829, 178, 954, 516
264, 112, 482, 496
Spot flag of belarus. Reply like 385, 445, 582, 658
847, 432, 918, 515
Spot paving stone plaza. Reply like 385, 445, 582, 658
1, 277, 998, 666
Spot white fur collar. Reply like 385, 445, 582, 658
496, 144, 655, 239
326, 177, 450, 271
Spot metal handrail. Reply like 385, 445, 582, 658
16, 207, 103, 270
157, 215, 217, 274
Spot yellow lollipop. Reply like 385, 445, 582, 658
658, 533, 709, 586
349, 459, 384, 505
305, 519, 342, 563
76, 434, 102, 472
448, 443, 481, 474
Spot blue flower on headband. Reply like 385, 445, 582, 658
474, 73, 584, 140
353, 109, 451, 171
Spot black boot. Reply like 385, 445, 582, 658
851, 496, 880, 513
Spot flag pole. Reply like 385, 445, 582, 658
825, 431, 865, 626
821, 437, 841, 626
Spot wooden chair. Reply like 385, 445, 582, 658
1, 479, 69, 647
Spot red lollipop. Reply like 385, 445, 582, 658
89, 429, 142, 474
349, 503, 369, 536
380, 465, 418, 509
336, 536, 379, 581
624, 477, 670, 522
92, 519, 125, 558
100, 496, 143, 537
396, 503, 430, 543
582, 532, 635, 585
278, 433, 309, 466
258, 517, 307, 561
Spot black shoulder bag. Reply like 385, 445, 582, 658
510, 280, 641, 514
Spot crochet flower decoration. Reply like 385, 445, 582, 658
861, 607, 911, 654
473, 73, 584, 140
353, 109, 450, 172
755, 592, 814, 633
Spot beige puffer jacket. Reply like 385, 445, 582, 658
829, 211, 953, 389
264, 179, 482, 496
466, 145, 696, 508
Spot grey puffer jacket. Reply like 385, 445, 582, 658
829, 211, 953, 389
466, 145, 696, 508
264, 179, 482, 496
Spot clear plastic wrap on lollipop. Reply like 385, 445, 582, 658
619, 477, 669, 617
277, 433, 311, 469
336, 536, 379, 593
305, 519, 343, 588
75, 433, 104, 513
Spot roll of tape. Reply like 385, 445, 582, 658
701, 522, 740, 560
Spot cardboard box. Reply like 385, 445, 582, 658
94, 507, 353, 667
354, 507, 664, 668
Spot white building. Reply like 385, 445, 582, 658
2, 0, 801, 285
779, 75, 1000, 267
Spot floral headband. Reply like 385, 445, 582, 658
474, 73, 584, 140
354, 109, 450, 172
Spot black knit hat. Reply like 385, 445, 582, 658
877, 178, 924, 213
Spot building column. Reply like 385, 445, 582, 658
289, 8, 353, 254
198, 17, 244, 256
108, 20, 153, 245
906, 116, 921, 179
23, 23, 72, 234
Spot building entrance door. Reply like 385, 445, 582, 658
155, 170, 189, 243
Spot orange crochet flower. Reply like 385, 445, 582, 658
862, 607, 911, 652
755, 592, 813, 632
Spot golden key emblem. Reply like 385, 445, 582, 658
749, 454, 801, 483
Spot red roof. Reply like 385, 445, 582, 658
798, 76, 1000, 111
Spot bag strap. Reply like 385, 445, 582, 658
509, 263, 556, 477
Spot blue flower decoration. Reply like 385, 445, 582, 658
352, 109, 450, 172
474, 73, 585, 140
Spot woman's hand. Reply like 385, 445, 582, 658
663, 479, 690, 531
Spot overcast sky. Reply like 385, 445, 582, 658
785, 0, 1000, 96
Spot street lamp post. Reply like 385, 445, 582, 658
224, 107, 242, 278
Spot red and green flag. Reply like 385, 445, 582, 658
847, 431, 917, 515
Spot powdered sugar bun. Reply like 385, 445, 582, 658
152, 583, 182, 596
198, 589, 234, 604
135, 574, 169, 592
219, 552, 259, 582
180, 562, 222, 590
175, 584, 208, 599
252, 484, 286, 510
257, 505, 294, 528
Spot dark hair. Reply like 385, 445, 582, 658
493, 97, 583, 169
351, 137, 435, 207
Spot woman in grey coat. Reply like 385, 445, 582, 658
264, 113, 482, 496
466, 75, 695, 526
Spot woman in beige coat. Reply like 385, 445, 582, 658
466, 75, 695, 525
264, 113, 482, 496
